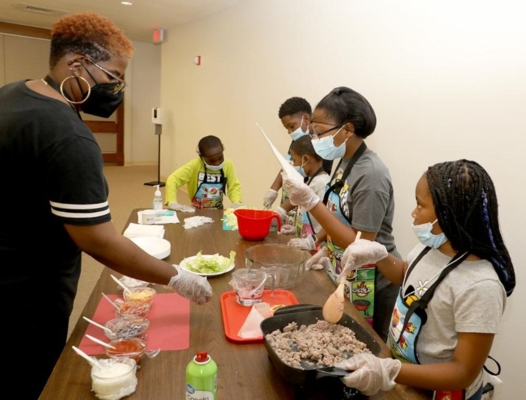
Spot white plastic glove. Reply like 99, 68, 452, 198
279, 225, 296, 235
288, 235, 316, 251
232, 203, 244, 209
168, 265, 213, 304
338, 239, 388, 282
276, 206, 288, 224
305, 246, 331, 270
263, 189, 279, 209
282, 174, 320, 211
168, 202, 196, 213
336, 353, 401, 396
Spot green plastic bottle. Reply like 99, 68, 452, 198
186, 350, 217, 400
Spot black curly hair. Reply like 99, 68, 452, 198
290, 135, 321, 161
198, 136, 223, 155
426, 159, 515, 296
278, 97, 312, 119
50, 12, 133, 68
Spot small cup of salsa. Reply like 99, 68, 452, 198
105, 337, 147, 364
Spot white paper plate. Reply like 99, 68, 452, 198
180, 255, 235, 277
130, 237, 171, 259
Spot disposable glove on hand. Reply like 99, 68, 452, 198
305, 246, 331, 270
263, 189, 279, 209
276, 206, 288, 224
168, 202, 196, 213
338, 239, 388, 283
282, 174, 320, 211
232, 203, 244, 209
280, 224, 296, 235
288, 235, 316, 251
337, 353, 401, 396
168, 265, 213, 304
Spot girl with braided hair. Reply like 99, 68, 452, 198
314, 159, 515, 399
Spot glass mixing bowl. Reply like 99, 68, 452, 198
245, 244, 308, 289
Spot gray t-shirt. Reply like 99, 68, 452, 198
337, 149, 399, 293
404, 244, 506, 396
338, 149, 397, 254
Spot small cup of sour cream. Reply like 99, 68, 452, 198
91, 357, 137, 400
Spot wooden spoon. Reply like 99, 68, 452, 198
322, 231, 361, 323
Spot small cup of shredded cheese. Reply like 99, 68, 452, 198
123, 287, 156, 305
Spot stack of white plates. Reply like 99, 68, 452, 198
130, 237, 171, 259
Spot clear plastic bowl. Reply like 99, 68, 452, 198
105, 337, 147, 364
91, 357, 138, 399
123, 286, 156, 305
245, 244, 309, 289
104, 317, 150, 341
114, 299, 152, 319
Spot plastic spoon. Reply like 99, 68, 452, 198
111, 274, 131, 293
85, 334, 116, 349
72, 346, 101, 369
322, 231, 362, 323
101, 292, 119, 310
83, 316, 113, 334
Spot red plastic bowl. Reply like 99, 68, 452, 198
234, 209, 281, 241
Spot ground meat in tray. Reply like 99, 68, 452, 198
265, 320, 372, 369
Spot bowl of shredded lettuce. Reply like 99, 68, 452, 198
180, 251, 236, 276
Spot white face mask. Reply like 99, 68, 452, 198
289, 115, 309, 141
205, 161, 224, 171
411, 219, 447, 249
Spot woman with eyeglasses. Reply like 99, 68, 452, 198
282, 86, 400, 342
0, 13, 212, 400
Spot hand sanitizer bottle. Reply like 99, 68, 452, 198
153, 185, 163, 210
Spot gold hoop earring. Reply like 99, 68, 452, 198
59, 76, 91, 105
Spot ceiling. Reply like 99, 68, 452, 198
0, 0, 244, 42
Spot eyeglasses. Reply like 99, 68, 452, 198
309, 121, 344, 140
88, 60, 127, 94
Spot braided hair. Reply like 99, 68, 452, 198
426, 159, 515, 296
315, 86, 377, 139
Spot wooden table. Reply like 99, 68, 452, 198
40, 209, 430, 400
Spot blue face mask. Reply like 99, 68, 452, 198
205, 161, 224, 171
412, 219, 447, 249
289, 115, 309, 141
295, 161, 307, 178
311, 126, 347, 160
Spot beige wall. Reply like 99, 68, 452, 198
2, 34, 49, 81
126, 41, 162, 165
160, 1, 526, 397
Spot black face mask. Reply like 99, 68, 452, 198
80, 82, 124, 118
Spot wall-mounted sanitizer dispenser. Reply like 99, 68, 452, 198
152, 107, 163, 124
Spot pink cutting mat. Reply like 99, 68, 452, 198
78, 293, 190, 355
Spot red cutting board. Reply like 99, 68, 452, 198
79, 293, 190, 355
220, 290, 298, 344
